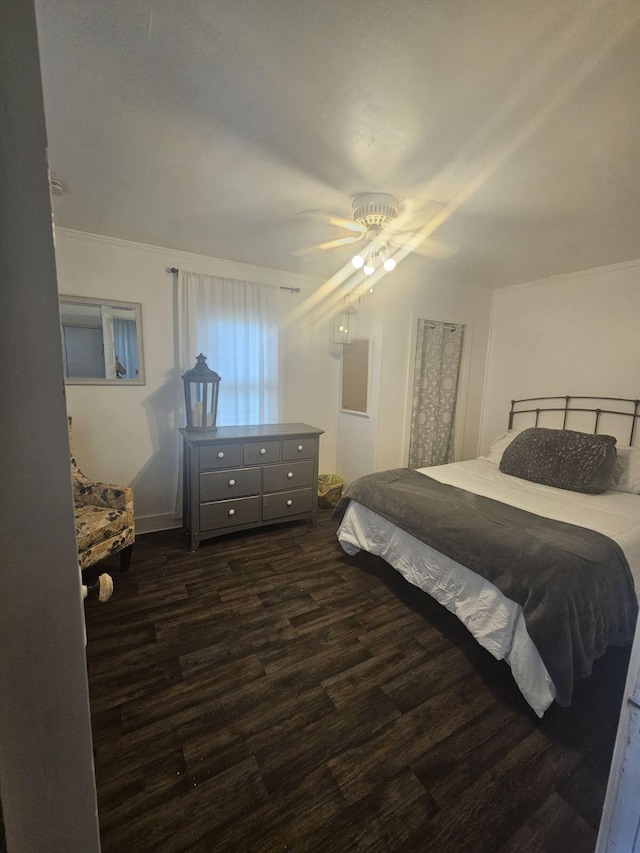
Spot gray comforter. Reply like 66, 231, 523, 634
334, 468, 638, 707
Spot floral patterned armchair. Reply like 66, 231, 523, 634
69, 419, 135, 572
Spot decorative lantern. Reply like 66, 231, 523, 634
332, 302, 358, 345
182, 354, 221, 432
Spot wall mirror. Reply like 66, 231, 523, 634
59, 295, 145, 385
341, 339, 370, 415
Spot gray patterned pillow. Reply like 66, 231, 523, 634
499, 427, 617, 494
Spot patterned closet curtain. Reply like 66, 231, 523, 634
408, 319, 464, 468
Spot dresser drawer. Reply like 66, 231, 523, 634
243, 440, 281, 465
199, 443, 243, 470
263, 460, 315, 493
262, 488, 313, 521
282, 437, 316, 461
200, 496, 261, 531
200, 467, 261, 501
182, 423, 323, 550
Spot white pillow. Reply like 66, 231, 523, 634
485, 430, 520, 465
610, 446, 640, 494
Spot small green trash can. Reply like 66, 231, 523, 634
317, 474, 344, 508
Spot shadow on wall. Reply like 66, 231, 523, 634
130, 368, 184, 528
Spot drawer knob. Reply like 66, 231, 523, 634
217, 451, 225, 459
287, 471, 294, 479
260, 447, 266, 455
297, 445, 303, 451
229, 479, 236, 486
228, 508, 235, 517
286, 499, 293, 507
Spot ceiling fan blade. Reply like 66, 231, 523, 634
293, 233, 364, 256
317, 234, 365, 250
326, 216, 367, 234
389, 232, 457, 260
386, 198, 446, 233
299, 210, 366, 234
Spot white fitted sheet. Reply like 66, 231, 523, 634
337, 459, 640, 717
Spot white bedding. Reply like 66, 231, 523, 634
336, 458, 640, 717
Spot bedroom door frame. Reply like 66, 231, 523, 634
0, 4, 101, 850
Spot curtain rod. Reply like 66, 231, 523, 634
168, 267, 300, 294
427, 323, 459, 332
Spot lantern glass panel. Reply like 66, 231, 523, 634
332, 305, 358, 344
182, 354, 221, 431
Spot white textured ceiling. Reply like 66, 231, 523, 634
35, 0, 640, 287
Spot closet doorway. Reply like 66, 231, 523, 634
408, 319, 464, 468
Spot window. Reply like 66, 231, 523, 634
179, 273, 279, 425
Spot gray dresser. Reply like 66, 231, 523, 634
180, 423, 324, 550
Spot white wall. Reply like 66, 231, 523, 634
334, 297, 384, 484
280, 286, 340, 475
55, 228, 337, 533
480, 259, 640, 453
54, 227, 503, 524
332, 258, 493, 485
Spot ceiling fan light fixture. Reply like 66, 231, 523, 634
300, 192, 451, 270
352, 193, 399, 228
379, 245, 396, 272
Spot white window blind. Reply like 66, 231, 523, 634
62, 325, 105, 379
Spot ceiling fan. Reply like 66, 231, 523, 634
297, 192, 455, 275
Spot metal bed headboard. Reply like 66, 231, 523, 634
508, 395, 640, 446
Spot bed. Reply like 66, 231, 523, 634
335, 396, 640, 717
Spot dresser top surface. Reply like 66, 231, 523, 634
180, 423, 324, 444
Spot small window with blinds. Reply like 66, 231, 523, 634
62, 325, 106, 379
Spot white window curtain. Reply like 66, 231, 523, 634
408, 319, 464, 468
178, 271, 280, 425
113, 318, 139, 379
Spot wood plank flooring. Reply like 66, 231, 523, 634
84, 510, 630, 852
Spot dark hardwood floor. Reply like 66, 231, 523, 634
84, 509, 629, 852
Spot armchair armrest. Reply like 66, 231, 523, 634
73, 479, 133, 512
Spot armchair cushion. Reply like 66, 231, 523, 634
75, 504, 131, 551
77, 516, 134, 571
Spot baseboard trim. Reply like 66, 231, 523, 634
136, 513, 183, 535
